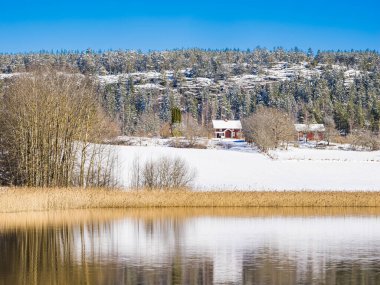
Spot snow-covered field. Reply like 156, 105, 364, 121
270, 146, 380, 162
114, 143, 380, 191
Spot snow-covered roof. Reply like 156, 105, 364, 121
212, 120, 242, 129
295, 124, 325, 132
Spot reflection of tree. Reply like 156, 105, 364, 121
241, 248, 380, 285
0, 220, 215, 285
0, 223, 124, 285
1, 214, 380, 285
0, 227, 80, 285
148, 217, 214, 284
138, 216, 187, 283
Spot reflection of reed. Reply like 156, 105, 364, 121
2, 188, 380, 213
0, 209, 130, 230
1, 207, 380, 231
108, 207, 380, 220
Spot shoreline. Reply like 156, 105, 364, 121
1, 188, 380, 213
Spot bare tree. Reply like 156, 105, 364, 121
181, 114, 208, 147
242, 107, 295, 152
0, 69, 119, 187
323, 116, 337, 146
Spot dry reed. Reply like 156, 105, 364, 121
1, 188, 380, 213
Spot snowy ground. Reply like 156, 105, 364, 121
114, 142, 380, 191
269, 145, 380, 162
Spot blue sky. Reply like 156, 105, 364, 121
0, 0, 379, 53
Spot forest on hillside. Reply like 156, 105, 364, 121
1, 48, 379, 136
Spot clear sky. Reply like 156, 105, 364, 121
1, 0, 379, 53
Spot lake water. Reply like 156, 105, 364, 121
0, 208, 380, 285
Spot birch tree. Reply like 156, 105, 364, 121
0, 69, 118, 187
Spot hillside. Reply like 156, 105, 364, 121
1, 49, 379, 137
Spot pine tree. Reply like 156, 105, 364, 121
334, 103, 350, 134
370, 101, 380, 132
354, 100, 365, 129
171, 107, 182, 124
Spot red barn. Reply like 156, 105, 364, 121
212, 120, 242, 139
295, 124, 325, 141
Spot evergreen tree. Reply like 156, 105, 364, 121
159, 91, 171, 122
171, 107, 182, 124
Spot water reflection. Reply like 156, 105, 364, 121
0, 208, 380, 285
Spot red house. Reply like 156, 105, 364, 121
295, 124, 325, 141
212, 120, 242, 139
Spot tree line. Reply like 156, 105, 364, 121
1, 49, 379, 137
1, 48, 378, 75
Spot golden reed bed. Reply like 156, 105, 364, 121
0, 188, 380, 213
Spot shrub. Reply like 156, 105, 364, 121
349, 130, 379, 151
168, 138, 207, 149
159, 123, 172, 138
130, 156, 196, 190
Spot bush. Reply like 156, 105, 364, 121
130, 156, 197, 190
168, 138, 207, 149
349, 131, 379, 151
159, 123, 172, 138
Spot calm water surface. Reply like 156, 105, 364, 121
0, 208, 380, 285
